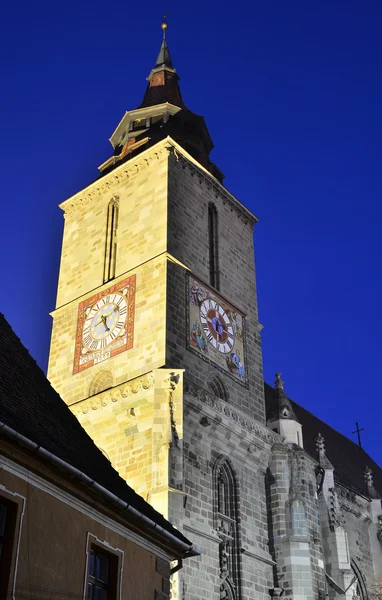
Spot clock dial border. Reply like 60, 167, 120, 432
186, 273, 248, 388
73, 275, 136, 374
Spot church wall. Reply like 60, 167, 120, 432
167, 151, 258, 321
71, 368, 184, 520
266, 445, 326, 600
48, 254, 167, 405
166, 257, 265, 422
167, 389, 276, 600
56, 146, 169, 309
338, 487, 376, 595
71, 373, 155, 499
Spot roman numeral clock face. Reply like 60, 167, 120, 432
188, 276, 247, 385
199, 300, 234, 354
73, 276, 136, 374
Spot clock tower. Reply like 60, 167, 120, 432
48, 23, 274, 600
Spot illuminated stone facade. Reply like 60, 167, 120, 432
47, 34, 382, 600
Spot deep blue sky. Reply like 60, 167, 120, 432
1, 1, 381, 464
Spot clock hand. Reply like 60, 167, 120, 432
95, 310, 115, 327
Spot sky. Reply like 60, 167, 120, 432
1, 1, 381, 464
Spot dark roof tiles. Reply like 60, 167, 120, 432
265, 382, 382, 498
0, 313, 191, 547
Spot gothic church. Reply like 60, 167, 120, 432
47, 23, 382, 600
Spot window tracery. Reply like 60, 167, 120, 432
213, 456, 241, 600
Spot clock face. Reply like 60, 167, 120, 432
73, 275, 136, 374
199, 299, 234, 353
82, 294, 127, 351
188, 275, 247, 386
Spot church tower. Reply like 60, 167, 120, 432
48, 23, 275, 599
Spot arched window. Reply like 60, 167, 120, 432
350, 560, 368, 600
213, 456, 241, 600
89, 370, 114, 397
103, 197, 119, 283
208, 203, 219, 290
208, 375, 229, 403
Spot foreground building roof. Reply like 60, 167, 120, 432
0, 313, 194, 551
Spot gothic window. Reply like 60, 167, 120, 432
350, 560, 367, 600
208, 203, 220, 290
103, 198, 119, 284
213, 456, 241, 600
208, 375, 229, 403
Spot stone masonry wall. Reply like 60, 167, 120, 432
56, 144, 169, 308
48, 254, 167, 405
169, 384, 276, 600
338, 486, 376, 595
166, 151, 265, 423
166, 258, 265, 423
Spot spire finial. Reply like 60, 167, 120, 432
161, 14, 168, 40
364, 466, 380, 499
275, 372, 284, 390
316, 432, 334, 469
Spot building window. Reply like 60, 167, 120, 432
87, 547, 118, 600
213, 456, 242, 600
208, 375, 229, 403
208, 203, 219, 290
0, 498, 18, 600
103, 198, 119, 284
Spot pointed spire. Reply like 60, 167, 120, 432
155, 18, 173, 68
364, 466, 380, 499
273, 373, 298, 421
316, 433, 333, 469
138, 19, 185, 109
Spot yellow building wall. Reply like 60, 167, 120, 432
71, 369, 184, 519
56, 144, 169, 308
48, 254, 167, 405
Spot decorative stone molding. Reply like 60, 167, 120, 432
70, 373, 154, 415
60, 142, 171, 215
364, 466, 380, 499
328, 487, 345, 530
184, 379, 279, 445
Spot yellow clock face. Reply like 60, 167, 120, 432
73, 276, 136, 374
83, 294, 127, 351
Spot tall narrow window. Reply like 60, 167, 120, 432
103, 198, 119, 283
213, 456, 242, 600
208, 203, 219, 290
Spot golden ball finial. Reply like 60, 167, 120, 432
161, 22, 168, 30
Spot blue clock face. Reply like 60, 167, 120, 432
199, 299, 234, 353
82, 293, 127, 351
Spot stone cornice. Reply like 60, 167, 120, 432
59, 141, 172, 215
70, 372, 154, 416
184, 378, 280, 446
59, 137, 258, 226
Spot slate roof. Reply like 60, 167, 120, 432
265, 382, 382, 498
0, 313, 192, 548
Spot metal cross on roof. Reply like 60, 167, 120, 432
352, 421, 364, 448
